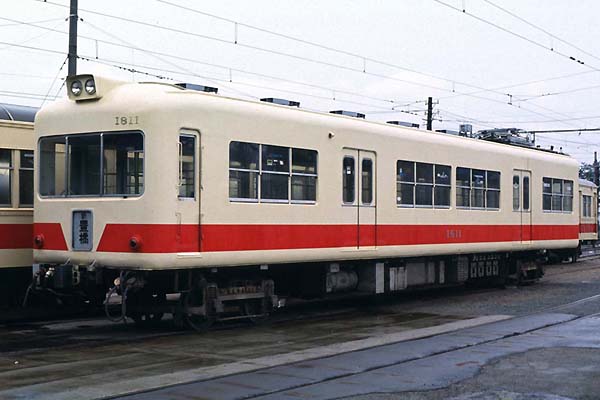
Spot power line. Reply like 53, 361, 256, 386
20, 6, 590, 125
482, 0, 600, 64
2, 15, 405, 107
36, 0, 530, 99
432, 0, 596, 70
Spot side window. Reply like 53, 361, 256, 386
229, 142, 318, 204
0, 149, 11, 206
179, 135, 196, 198
523, 176, 530, 211
563, 180, 573, 212
343, 156, 355, 204
291, 148, 317, 202
487, 171, 501, 209
19, 150, 34, 207
229, 141, 259, 200
261, 145, 289, 201
456, 167, 471, 208
396, 160, 414, 206
512, 175, 520, 211
415, 162, 433, 207
361, 159, 373, 205
542, 177, 552, 211
542, 177, 573, 213
471, 169, 485, 208
434, 164, 451, 207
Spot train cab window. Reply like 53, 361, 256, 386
291, 148, 317, 202
178, 135, 196, 199
0, 149, 11, 206
361, 159, 373, 204
343, 156, 355, 204
103, 132, 144, 196
19, 150, 34, 207
522, 176, 530, 211
456, 167, 471, 208
39, 136, 66, 196
512, 175, 520, 211
40, 132, 143, 198
396, 160, 414, 206
229, 141, 259, 200
68, 135, 101, 195
261, 145, 289, 201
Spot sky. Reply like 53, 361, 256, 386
2, 0, 600, 163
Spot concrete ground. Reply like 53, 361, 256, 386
1, 258, 600, 400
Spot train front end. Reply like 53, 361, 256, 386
33, 74, 180, 300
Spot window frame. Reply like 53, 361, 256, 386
228, 140, 318, 205
38, 130, 145, 198
18, 149, 34, 208
178, 133, 197, 200
396, 160, 451, 209
0, 148, 12, 207
542, 176, 573, 214
342, 155, 356, 205
457, 166, 501, 211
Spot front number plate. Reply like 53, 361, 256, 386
72, 210, 93, 251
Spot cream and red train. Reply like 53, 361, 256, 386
0, 103, 36, 307
32, 74, 594, 326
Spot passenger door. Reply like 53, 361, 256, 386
513, 169, 532, 242
342, 149, 377, 248
178, 130, 201, 251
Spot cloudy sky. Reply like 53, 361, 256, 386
2, 0, 600, 162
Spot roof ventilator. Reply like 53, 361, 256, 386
330, 110, 365, 119
175, 83, 218, 93
260, 98, 300, 107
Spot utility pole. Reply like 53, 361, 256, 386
426, 97, 433, 131
594, 151, 599, 188
68, 0, 78, 77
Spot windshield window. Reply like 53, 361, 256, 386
39, 131, 144, 197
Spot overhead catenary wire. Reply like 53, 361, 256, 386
432, 0, 596, 70
14, 9, 590, 126
482, 0, 600, 64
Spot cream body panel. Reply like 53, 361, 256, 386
34, 80, 580, 270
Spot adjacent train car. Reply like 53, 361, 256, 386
33, 75, 580, 327
0, 103, 36, 307
579, 179, 597, 243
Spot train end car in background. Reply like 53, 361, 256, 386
0, 103, 36, 308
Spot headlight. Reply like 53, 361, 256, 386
70, 80, 82, 96
85, 78, 96, 95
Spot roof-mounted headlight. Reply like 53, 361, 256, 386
70, 80, 82, 96
85, 78, 96, 95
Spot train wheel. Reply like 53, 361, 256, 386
182, 290, 214, 332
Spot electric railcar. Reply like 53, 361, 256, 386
579, 179, 598, 244
0, 103, 36, 307
33, 75, 581, 327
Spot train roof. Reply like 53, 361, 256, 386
37, 75, 579, 168
0, 103, 38, 122
579, 178, 597, 188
